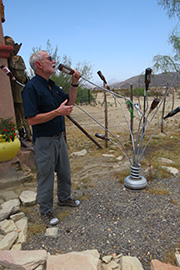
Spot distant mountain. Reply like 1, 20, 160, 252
110, 72, 180, 89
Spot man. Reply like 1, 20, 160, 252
22, 50, 81, 226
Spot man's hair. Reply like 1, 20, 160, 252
29, 50, 46, 72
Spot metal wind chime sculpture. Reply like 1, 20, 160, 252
58, 64, 180, 190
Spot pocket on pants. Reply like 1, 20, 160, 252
34, 137, 53, 174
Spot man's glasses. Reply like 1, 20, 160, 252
46, 56, 54, 61
39, 56, 54, 62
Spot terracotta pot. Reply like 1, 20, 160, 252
0, 135, 21, 162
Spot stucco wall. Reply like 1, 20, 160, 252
0, 14, 15, 120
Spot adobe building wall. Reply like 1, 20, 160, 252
0, 13, 15, 120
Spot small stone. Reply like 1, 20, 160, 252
0, 219, 17, 234
161, 166, 179, 176
0, 190, 18, 201
0, 231, 18, 250
108, 260, 119, 269
102, 255, 112, 264
45, 227, 58, 238
0, 199, 20, 221
116, 156, 123, 161
19, 190, 37, 206
120, 256, 144, 270
10, 212, 25, 222
102, 154, 115, 158
157, 157, 175, 164
71, 149, 87, 157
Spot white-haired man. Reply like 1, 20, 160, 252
22, 50, 81, 226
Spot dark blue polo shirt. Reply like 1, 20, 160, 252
22, 74, 69, 142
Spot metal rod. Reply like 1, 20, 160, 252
113, 96, 135, 152
15, 80, 25, 87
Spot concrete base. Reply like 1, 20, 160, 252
0, 147, 35, 189
124, 175, 147, 190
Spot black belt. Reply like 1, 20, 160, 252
52, 132, 63, 138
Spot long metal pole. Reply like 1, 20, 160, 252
130, 84, 133, 140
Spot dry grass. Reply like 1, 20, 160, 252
144, 188, 170, 196
164, 245, 180, 266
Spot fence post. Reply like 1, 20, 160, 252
104, 82, 108, 147
171, 87, 174, 111
161, 83, 168, 133
88, 89, 91, 104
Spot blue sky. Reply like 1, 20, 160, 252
2, 0, 178, 84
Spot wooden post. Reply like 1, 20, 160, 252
88, 89, 91, 104
171, 87, 174, 111
104, 82, 108, 147
161, 83, 168, 133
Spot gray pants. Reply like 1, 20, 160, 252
34, 135, 71, 214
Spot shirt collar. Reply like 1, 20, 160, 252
35, 74, 54, 88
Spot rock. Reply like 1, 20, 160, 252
120, 256, 144, 270
101, 264, 114, 270
113, 253, 123, 263
33, 265, 44, 270
157, 157, 175, 164
175, 250, 180, 267
0, 190, 18, 201
0, 261, 25, 270
0, 231, 18, 250
151, 259, 180, 269
19, 190, 37, 206
21, 164, 31, 176
102, 255, 112, 264
108, 260, 119, 269
15, 217, 28, 244
0, 219, 17, 234
102, 154, 115, 158
161, 166, 179, 176
47, 249, 100, 270
116, 156, 123, 161
45, 227, 58, 238
0, 199, 20, 221
10, 212, 25, 222
0, 250, 47, 270
71, 149, 87, 157
11, 243, 22, 250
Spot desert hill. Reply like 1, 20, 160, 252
110, 72, 180, 89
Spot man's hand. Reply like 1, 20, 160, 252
72, 69, 81, 84
55, 99, 73, 116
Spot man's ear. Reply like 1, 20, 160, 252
35, 61, 43, 70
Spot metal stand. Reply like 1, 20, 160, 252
124, 165, 147, 190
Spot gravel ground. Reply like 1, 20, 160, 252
22, 175, 180, 270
